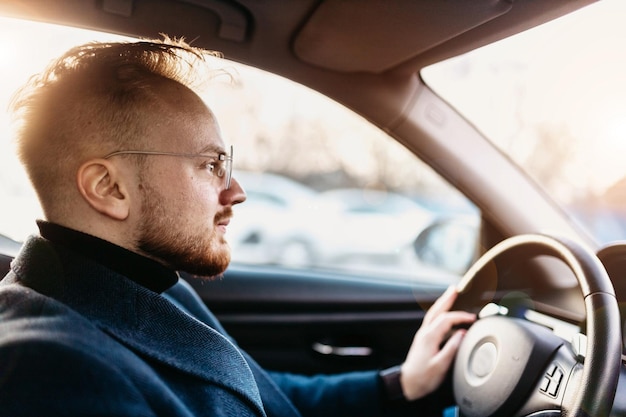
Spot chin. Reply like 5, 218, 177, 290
183, 247, 231, 279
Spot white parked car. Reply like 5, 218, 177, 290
228, 171, 333, 267
317, 188, 434, 267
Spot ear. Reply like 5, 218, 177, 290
76, 159, 131, 220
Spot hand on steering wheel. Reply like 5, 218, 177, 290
400, 286, 476, 401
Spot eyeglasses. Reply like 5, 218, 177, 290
104, 145, 233, 189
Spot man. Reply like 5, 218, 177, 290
0, 38, 475, 416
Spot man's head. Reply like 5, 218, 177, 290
10, 37, 246, 277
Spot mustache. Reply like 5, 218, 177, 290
215, 207, 234, 224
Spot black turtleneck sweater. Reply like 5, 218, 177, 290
38, 221, 178, 294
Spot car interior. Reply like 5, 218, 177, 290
2, 0, 626, 416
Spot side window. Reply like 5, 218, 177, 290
0, 17, 479, 284
203, 64, 480, 283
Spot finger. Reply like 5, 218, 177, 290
423, 286, 458, 324
424, 311, 476, 343
434, 329, 467, 367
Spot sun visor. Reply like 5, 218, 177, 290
293, 0, 512, 73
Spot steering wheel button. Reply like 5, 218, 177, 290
547, 364, 557, 376
548, 380, 560, 397
548, 369, 564, 396
539, 364, 564, 398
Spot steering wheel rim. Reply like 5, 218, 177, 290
454, 233, 621, 417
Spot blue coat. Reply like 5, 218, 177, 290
0, 236, 382, 417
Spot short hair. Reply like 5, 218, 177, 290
9, 36, 222, 215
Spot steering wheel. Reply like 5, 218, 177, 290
452, 234, 621, 417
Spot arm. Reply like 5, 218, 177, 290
269, 287, 475, 417
268, 370, 382, 417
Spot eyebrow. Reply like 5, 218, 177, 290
198, 144, 226, 155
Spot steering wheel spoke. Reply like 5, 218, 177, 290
520, 343, 582, 416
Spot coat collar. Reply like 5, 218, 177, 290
8, 235, 265, 415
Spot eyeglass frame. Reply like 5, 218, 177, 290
103, 145, 233, 189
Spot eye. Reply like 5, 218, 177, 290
200, 161, 216, 172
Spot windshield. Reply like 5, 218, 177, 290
422, 0, 626, 245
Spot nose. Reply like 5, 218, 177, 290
220, 176, 246, 206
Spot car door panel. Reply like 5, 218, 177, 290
184, 266, 446, 375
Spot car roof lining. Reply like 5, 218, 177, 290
0, 0, 598, 76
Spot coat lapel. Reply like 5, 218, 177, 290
164, 279, 303, 417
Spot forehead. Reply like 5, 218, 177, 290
148, 81, 225, 153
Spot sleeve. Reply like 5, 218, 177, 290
268, 369, 457, 417
267, 370, 382, 417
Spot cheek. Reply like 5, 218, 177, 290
180, 179, 221, 216
148, 166, 221, 218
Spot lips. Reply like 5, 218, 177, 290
216, 208, 234, 232
216, 216, 231, 233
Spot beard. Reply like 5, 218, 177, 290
136, 184, 232, 279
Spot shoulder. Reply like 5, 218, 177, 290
0, 283, 133, 376
0, 280, 89, 330
0, 283, 123, 369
